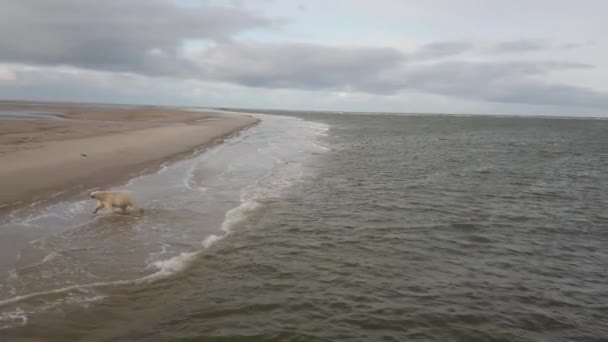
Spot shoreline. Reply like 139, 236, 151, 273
0, 102, 260, 215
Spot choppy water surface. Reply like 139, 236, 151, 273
1, 113, 607, 341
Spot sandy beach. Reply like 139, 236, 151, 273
0, 101, 259, 213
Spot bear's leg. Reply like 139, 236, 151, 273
93, 201, 104, 214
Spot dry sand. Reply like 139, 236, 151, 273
0, 101, 259, 213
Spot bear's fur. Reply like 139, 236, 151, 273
91, 190, 143, 214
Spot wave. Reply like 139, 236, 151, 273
0, 251, 201, 310
16, 252, 61, 272
0, 307, 27, 329
0, 198, 266, 311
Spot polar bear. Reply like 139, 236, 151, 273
91, 190, 143, 214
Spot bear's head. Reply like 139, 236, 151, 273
90, 191, 99, 199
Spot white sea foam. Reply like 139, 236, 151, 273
146, 200, 264, 281
18, 212, 62, 227
157, 162, 171, 174
0, 307, 28, 329
66, 200, 87, 217
17, 252, 61, 272
220, 201, 263, 233
0, 251, 200, 309
312, 143, 330, 151
149, 251, 200, 279
202, 234, 221, 248
182, 161, 200, 190
41, 252, 59, 263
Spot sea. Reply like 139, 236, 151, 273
0, 112, 606, 341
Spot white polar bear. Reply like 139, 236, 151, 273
91, 190, 143, 214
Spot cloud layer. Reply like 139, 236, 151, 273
0, 0, 275, 75
0, 0, 607, 112
187, 42, 606, 108
192, 43, 405, 92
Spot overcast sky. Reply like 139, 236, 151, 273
1, 0, 608, 115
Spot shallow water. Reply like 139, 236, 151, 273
0, 110, 66, 121
0, 114, 328, 330
1, 113, 607, 341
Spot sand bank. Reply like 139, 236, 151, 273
0, 101, 259, 212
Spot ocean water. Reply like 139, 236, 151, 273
0, 110, 65, 121
0, 113, 607, 341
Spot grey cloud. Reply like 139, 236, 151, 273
411, 39, 589, 57
403, 61, 592, 91
400, 61, 608, 107
561, 42, 592, 49
411, 41, 473, 59
0, 0, 276, 75
488, 39, 591, 53
189, 42, 608, 108
0, 65, 204, 106
490, 39, 548, 53
413, 39, 589, 58
485, 79, 608, 108
193, 43, 405, 92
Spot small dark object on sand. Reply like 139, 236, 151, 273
81, 154, 87, 157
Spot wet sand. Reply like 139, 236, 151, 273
0, 101, 259, 213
